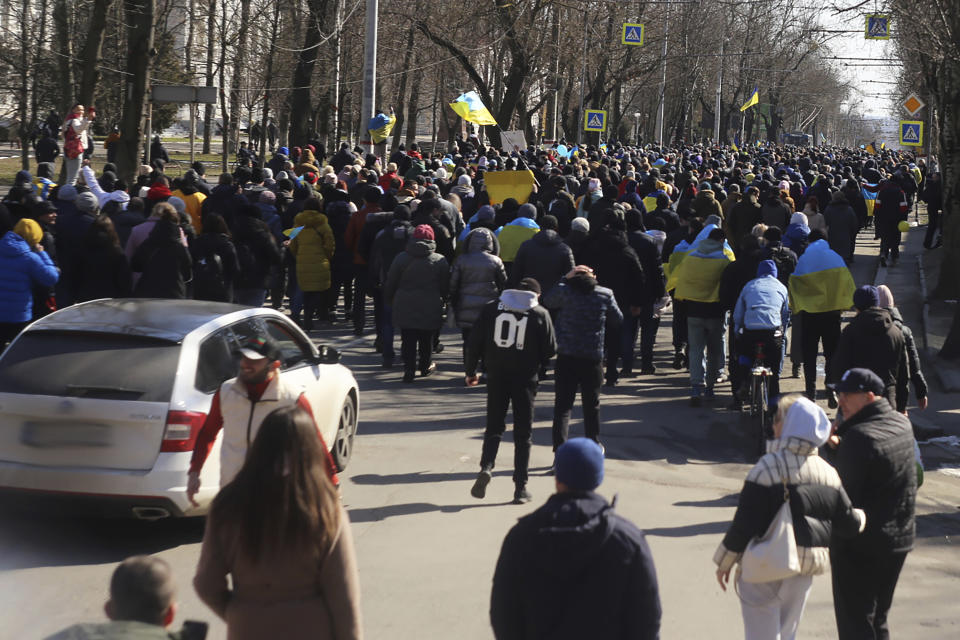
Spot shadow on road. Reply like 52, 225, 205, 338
0, 510, 204, 571
348, 500, 514, 523
644, 520, 730, 537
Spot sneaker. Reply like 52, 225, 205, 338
421, 362, 437, 377
402, 372, 415, 383
827, 390, 839, 409
433, 343, 445, 354
471, 469, 492, 499
512, 485, 532, 504
673, 350, 684, 370
640, 365, 656, 376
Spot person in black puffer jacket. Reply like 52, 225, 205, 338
73, 216, 133, 302
831, 285, 908, 412
876, 285, 928, 412
509, 215, 574, 296
191, 214, 241, 303
231, 204, 281, 307
369, 206, 413, 367
491, 438, 661, 640
131, 204, 192, 299
715, 395, 865, 640
449, 227, 506, 368
829, 368, 917, 640
325, 194, 355, 319
624, 209, 667, 376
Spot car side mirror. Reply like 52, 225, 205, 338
314, 345, 341, 364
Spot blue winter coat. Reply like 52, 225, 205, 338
0, 232, 59, 323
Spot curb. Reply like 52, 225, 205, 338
918, 254, 930, 351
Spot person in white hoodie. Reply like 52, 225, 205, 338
80, 160, 130, 210
714, 395, 866, 640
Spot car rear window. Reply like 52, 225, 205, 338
0, 332, 181, 402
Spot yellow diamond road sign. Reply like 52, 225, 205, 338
902, 94, 925, 117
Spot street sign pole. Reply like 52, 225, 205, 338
359, 0, 378, 154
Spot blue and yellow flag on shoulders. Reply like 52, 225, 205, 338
367, 112, 396, 144
862, 182, 880, 217
450, 91, 498, 126
740, 87, 759, 112
788, 239, 855, 313
665, 224, 735, 292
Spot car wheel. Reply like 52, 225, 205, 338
333, 395, 356, 472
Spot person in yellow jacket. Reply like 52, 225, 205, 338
497, 203, 539, 278
673, 226, 735, 406
290, 198, 335, 331
171, 170, 207, 233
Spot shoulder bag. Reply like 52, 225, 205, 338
740, 453, 801, 583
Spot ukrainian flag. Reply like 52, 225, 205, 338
740, 87, 759, 112
450, 91, 498, 126
865, 142, 877, 155
673, 238, 735, 303
862, 182, 880, 217
666, 224, 735, 292
368, 112, 396, 144
788, 239, 855, 313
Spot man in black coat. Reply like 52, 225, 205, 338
490, 437, 661, 640
831, 285, 908, 412
466, 279, 556, 504
509, 215, 574, 296
828, 368, 917, 640
624, 208, 666, 375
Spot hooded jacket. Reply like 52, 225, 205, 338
80, 165, 130, 210
833, 399, 917, 554
383, 238, 450, 330
290, 210, 335, 292
886, 306, 927, 410
370, 219, 412, 289
510, 229, 574, 294
449, 228, 506, 329
831, 308, 909, 410
542, 277, 622, 361
0, 232, 59, 323
690, 189, 723, 220
497, 216, 540, 264
465, 289, 556, 379
733, 261, 789, 332
673, 236, 734, 317
191, 232, 241, 302
232, 211, 282, 290
783, 212, 810, 254
491, 491, 661, 640
715, 398, 866, 576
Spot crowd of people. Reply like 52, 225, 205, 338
4, 104, 932, 639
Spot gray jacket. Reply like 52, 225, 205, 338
384, 238, 450, 330
449, 228, 506, 328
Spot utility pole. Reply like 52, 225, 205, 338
714, 38, 723, 143
576, 7, 588, 146
655, 11, 669, 144
359, 0, 377, 153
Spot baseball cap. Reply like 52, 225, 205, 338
830, 368, 884, 395
236, 336, 281, 361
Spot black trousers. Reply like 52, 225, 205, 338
924, 207, 941, 248
351, 264, 369, 332
401, 329, 433, 375
831, 548, 907, 640
671, 295, 688, 349
552, 355, 603, 450
480, 374, 538, 484
302, 291, 325, 329
737, 328, 783, 400
800, 311, 841, 394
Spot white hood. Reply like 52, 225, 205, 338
499, 289, 539, 312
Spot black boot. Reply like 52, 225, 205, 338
471, 468, 492, 499
512, 483, 532, 504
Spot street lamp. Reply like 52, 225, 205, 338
633, 112, 642, 145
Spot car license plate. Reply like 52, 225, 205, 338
20, 422, 112, 448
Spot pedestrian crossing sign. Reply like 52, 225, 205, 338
622, 23, 645, 46
865, 14, 890, 39
899, 121, 923, 147
584, 110, 607, 132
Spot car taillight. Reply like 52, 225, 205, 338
161, 411, 207, 452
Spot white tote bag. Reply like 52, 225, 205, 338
740, 454, 801, 583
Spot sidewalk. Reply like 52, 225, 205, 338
871, 208, 960, 469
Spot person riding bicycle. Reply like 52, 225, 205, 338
732, 260, 789, 414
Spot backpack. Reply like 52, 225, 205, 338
194, 251, 226, 300
768, 245, 795, 287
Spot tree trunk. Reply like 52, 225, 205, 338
932, 64, 960, 308
52, 0, 74, 116
76, 0, 115, 109
391, 24, 415, 150
202, 0, 216, 153
258, 1, 281, 166
404, 49, 421, 145
288, 0, 329, 146
227, 0, 251, 154
18, 0, 32, 170
117, 0, 155, 186
218, 0, 228, 172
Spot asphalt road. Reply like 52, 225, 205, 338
2, 231, 959, 639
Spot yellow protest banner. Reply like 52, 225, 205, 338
483, 170, 536, 205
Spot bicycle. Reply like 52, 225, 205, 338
743, 340, 773, 457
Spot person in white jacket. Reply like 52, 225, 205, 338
62, 105, 94, 185
80, 160, 130, 210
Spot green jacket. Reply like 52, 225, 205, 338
45, 621, 182, 640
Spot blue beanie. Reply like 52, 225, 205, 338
556, 438, 604, 491
278, 146, 289, 156
853, 285, 880, 311
756, 259, 778, 279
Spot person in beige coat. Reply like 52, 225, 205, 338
194, 406, 362, 640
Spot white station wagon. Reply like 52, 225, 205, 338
0, 299, 358, 518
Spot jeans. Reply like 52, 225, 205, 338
687, 315, 726, 393
737, 573, 813, 640
235, 288, 266, 307
480, 374, 538, 485
799, 311, 841, 394
552, 355, 603, 449
401, 328, 433, 375
64, 155, 81, 185
831, 548, 907, 640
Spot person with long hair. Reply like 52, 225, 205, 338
73, 216, 133, 302
194, 406, 362, 640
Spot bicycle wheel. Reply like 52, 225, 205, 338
757, 375, 769, 456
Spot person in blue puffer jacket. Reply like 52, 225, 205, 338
0, 207, 59, 348
783, 212, 811, 255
